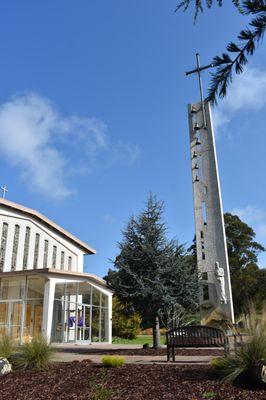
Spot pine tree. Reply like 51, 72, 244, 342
106, 194, 199, 348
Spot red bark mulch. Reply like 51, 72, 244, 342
53, 347, 224, 356
0, 361, 265, 400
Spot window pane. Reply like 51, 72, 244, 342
10, 302, 22, 342
33, 233, 40, 269
43, 240, 49, 268
91, 306, 99, 342
101, 293, 108, 308
52, 246, 57, 268
27, 277, 45, 299
0, 303, 8, 325
68, 256, 72, 271
0, 223, 8, 271
100, 308, 109, 342
66, 282, 77, 297
51, 299, 64, 343
24, 301, 43, 340
23, 227, 31, 270
11, 225, 20, 271
60, 251, 65, 270
0, 326, 8, 340
54, 283, 66, 299
79, 282, 91, 305
92, 288, 101, 306
0, 277, 26, 300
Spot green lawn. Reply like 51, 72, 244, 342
112, 335, 166, 345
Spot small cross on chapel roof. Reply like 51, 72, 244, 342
1, 185, 8, 199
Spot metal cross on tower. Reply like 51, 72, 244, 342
1, 185, 8, 199
186, 53, 214, 129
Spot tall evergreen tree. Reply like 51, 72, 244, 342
224, 212, 265, 314
106, 194, 199, 348
224, 212, 265, 273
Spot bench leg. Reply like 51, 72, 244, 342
172, 347, 175, 362
224, 341, 229, 357
167, 347, 170, 362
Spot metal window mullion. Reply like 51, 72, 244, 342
89, 286, 93, 343
63, 284, 67, 342
99, 292, 102, 342
75, 283, 79, 343
20, 276, 28, 344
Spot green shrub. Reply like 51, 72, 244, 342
112, 297, 142, 339
12, 336, 53, 370
91, 386, 113, 400
211, 304, 266, 383
211, 356, 243, 382
212, 336, 266, 382
89, 373, 113, 400
0, 335, 14, 360
202, 392, 217, 399
102, 355, 125, 368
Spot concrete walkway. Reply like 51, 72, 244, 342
52, 344, 214, 365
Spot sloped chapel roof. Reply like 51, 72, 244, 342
0, 198, 96, 254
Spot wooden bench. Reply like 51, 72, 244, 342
166, 325, 229, 361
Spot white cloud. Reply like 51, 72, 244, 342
231, 205, 266, 267
212, 108, 230, 132
257, 224, 266, 238
0, 92, 140, 199
103, 214, 116, 224
109, 141, 141, 167
231, 205, 266, 226
232, 205, 266, 247
213, 66, 266, 135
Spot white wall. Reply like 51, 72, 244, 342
0, 208, 85, 273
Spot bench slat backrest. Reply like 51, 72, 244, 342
166, 325, 226, 348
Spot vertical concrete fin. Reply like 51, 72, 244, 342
188, 101, 234, 323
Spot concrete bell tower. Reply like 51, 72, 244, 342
186, 54, 234, 323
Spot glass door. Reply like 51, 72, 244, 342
77, 304, 91, 343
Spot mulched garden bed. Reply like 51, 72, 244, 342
54, 347, 224, 356
0, 361, 264, 400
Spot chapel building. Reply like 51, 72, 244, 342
0, 198, 112, 344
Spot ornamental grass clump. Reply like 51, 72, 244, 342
102, 355, 125, 368
12, 336, 53, 370
89, 373, 113, 400
0, 335, 14, 360
211, 304, 266, 385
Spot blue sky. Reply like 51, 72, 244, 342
0, 1, 265, 275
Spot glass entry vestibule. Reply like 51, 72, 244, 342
51, 281, 109, 344
0, 272, 111, 344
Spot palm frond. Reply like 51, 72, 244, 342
176, 1, 266, 103
207, 5, 266, 104
176, 0, 241, 21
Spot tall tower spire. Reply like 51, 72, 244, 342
186, 55, 234, 323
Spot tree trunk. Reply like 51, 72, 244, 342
152, 315, 161, 349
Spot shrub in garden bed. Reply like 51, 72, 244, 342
11, 336, 53, 370
88, 372, 113, 400
212, 336, 266, 385
212, 305, 266, 386
102, 355, 125, 368
0, 335, 14, 360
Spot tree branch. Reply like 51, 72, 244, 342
207, 7, 266, 104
